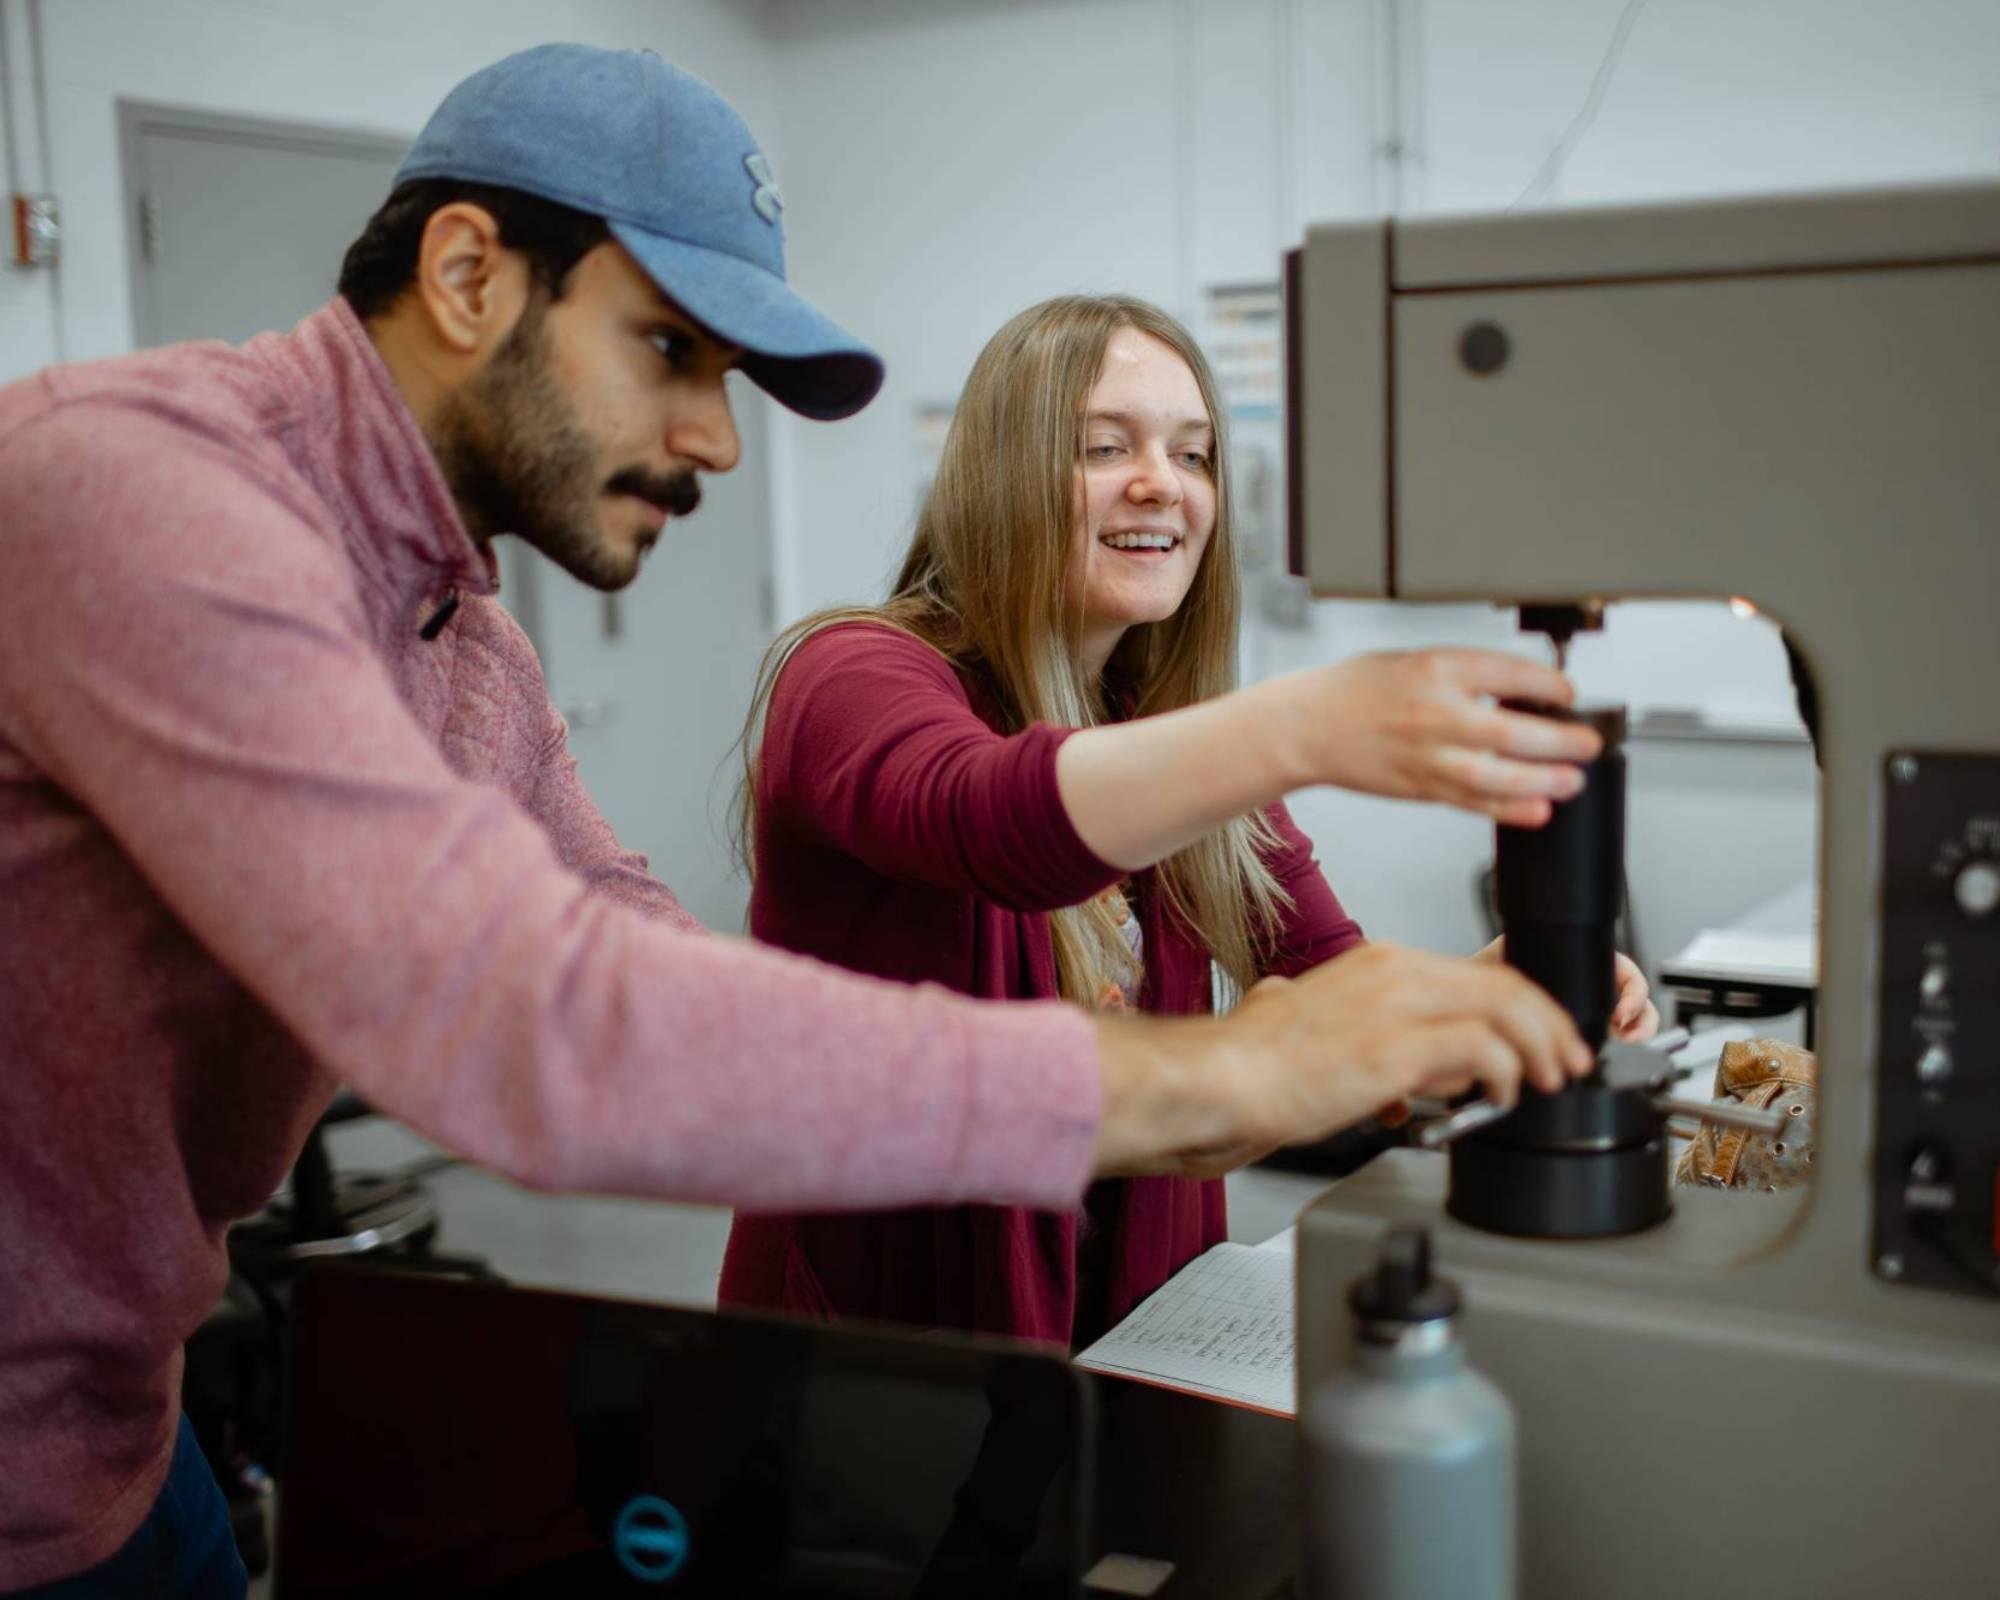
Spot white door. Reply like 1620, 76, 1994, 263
123, 104, 406, 348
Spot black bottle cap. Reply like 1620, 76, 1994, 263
1348, 1225, 1460, 1330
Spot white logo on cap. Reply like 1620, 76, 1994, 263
745, 153, 783, 227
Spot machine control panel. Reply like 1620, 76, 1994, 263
1873, 751, 2000, 1299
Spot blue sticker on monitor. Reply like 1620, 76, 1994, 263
613, 1494, 690, 1584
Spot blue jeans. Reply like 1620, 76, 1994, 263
11, 1416, 246, 1599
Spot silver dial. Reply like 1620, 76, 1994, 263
1954, 859, 2000, 919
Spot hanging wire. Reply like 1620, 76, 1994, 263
1371, 0, 1428, 217
1377, 0, 1404, 215
26, 0, 49, 194
26, 0, 61, 356
1173, 0, 1196, 322
0, 0, 23, 200
1513, 0, 1651, 210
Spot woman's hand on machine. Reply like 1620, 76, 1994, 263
1471, 938, 1661, 1043
1260, 649, 1603, 827
1609, 966, 1661, 1041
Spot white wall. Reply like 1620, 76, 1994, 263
763, 0, 1397, 620
1407, 0, 2000, 214
768, 0, 1184, 617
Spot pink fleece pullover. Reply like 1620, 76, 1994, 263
0, 301, 1100, 1588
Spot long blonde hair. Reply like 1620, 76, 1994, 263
737, 294, 1289, 1006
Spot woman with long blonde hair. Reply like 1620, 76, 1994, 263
719, 295, 1652, 1346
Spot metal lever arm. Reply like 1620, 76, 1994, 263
1415, 1098, 1516, 1149
1416, 1089, 1789, 1150
1652, 1095, 1789, 1139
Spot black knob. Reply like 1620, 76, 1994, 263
1460, 322, 1511, 376
1350, 1224, 1460, 1328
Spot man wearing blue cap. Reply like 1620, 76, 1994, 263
0, 45, 1584, 1598
346, 44, 887, 593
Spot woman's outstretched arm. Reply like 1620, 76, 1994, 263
1057, 647, 1602, 872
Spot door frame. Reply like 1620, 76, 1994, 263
117, 100, 409, 349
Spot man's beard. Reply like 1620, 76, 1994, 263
429, 300, 701, 592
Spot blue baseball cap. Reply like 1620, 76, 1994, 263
396, 43, 883, 421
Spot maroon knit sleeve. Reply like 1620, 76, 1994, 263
760, 623, 1123, 912
1257, 799, 1365, 978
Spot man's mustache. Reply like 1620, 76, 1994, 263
606, 467, 701, 518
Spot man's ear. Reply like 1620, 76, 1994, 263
413, 202, 532, 358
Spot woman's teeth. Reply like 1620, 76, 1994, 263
1102, 532, 1178, 550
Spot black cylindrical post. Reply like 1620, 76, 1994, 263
1494, 702, 1627, 1050
1448, 702, 1671, 1239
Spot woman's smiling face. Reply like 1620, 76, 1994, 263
1068, 327, 1218, 672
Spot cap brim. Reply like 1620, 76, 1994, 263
608, 220, 884, 422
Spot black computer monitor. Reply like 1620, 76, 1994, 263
277, 1267, 1094, 1598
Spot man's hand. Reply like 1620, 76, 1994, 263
1088, 942, 1595, 1179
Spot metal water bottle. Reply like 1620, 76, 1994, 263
1300, 1225, 1517, 1599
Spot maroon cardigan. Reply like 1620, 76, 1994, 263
718, 623, 1363, 1346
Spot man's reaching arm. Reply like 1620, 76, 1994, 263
0, 407, 1099, 1213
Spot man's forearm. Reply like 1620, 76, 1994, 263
1088, 1011, 1248, 1176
